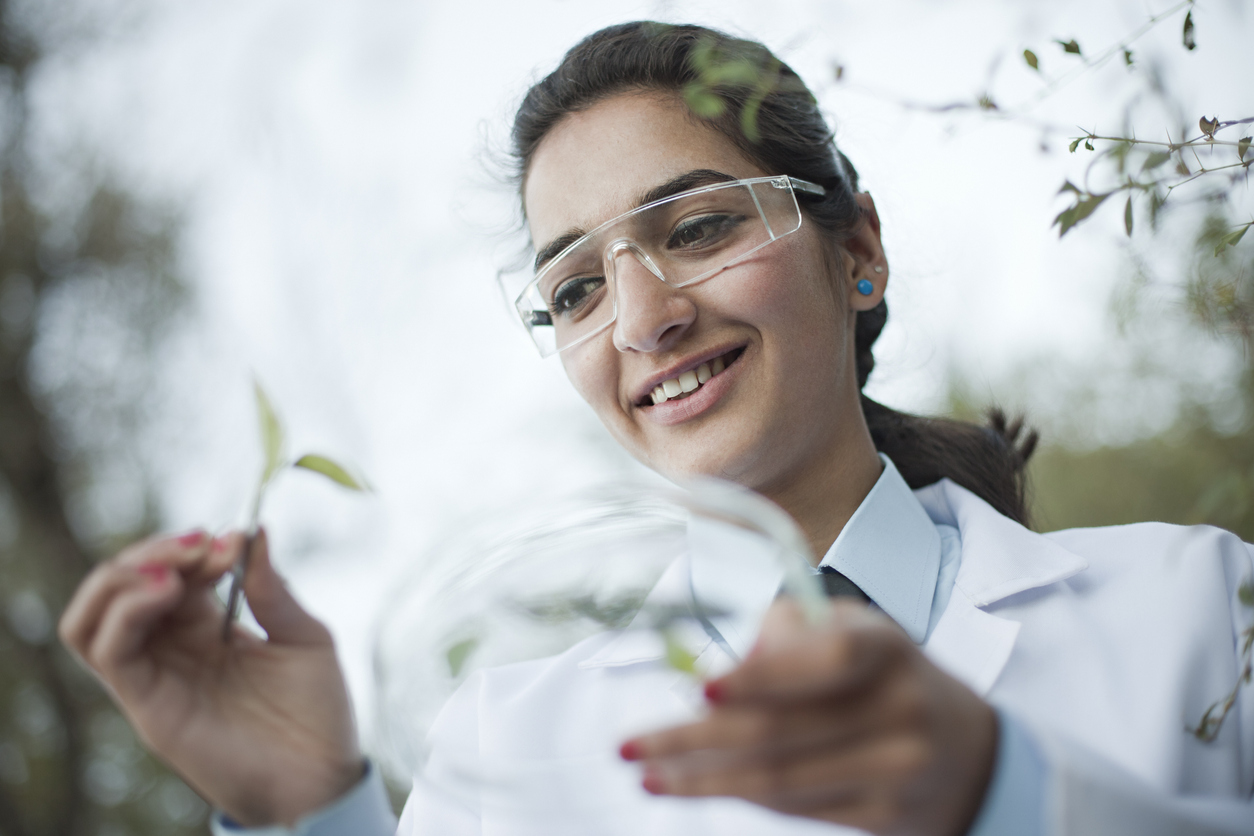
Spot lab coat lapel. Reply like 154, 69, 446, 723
915, 479, 1089, 696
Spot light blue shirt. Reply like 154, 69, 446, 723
214, 456, 1047, 835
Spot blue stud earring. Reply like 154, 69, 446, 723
856, 279, 875, 296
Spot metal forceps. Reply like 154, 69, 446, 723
221, 528, 257, 642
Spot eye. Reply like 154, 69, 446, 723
667, 213, 747, 250
549, 276, 606, 318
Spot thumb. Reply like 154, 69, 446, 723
242, 528, 331, 646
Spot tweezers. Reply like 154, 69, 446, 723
221, 529, 256, 642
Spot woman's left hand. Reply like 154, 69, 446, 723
621, 599, 998, 836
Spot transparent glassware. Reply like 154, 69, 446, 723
372, 477, 825, 825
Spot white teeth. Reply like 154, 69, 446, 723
647, 354, 736, 406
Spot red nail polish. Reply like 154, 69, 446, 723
642, 770, 666, 795
620, 741, 641, 761
138, 563, 170, 584
177, 530, 205, 547
704, 681, 725, 703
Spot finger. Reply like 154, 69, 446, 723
60, 532, 211, 656
711, 600, 908, 705
626, 682, 895, 763
646, 731, 924, 815
86, 564, 186, 685
242, 528, 332, 646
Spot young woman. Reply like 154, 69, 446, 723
58, 22, 1253, 836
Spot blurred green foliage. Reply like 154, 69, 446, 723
0, 1, 210, 833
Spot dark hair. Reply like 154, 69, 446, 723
511, 21, 1038, 524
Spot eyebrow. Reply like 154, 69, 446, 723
533, 169, 738, 272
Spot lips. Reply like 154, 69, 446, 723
635, 347, 745, 408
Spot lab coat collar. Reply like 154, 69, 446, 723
913, 479, 1088, 607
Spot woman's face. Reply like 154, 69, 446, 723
523, 93, 884, 494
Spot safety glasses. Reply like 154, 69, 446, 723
503, 175, 825, 357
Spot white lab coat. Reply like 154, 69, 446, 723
397, 478, 1254, 835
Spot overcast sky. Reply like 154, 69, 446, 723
27, 0, 1252, 746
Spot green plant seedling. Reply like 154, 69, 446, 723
222, 379, 370, 641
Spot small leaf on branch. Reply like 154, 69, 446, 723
1023, 49, 1039, 70
1069, 137, 1083, 153
1053, 191, 1111, 237
1142, 151, 1172, 171
663, 630, 697, 673
1058, 180, 1082, 195
1055, 38, 1082, 56
1214, 225, 1249, 257
1182, 10, 1196, 50
1123, 48, 1134, 66
1239, 136, 1251, 162
293, 454, 369, 491
1124, 196, 1133, 237
1199, 116, 1219, 139
1084, 139, 1095, 151
1176, 159, 1191, 176
253, 379, 286, 484
977, 93, 998, 111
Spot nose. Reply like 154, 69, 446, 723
608, 243, 697, 353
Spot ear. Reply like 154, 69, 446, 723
843, 193, 888, 312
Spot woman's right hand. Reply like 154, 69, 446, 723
59, 529, 364, 826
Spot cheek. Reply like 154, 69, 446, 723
561, 346, 620, 414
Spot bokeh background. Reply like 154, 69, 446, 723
1, 0, 1249, 831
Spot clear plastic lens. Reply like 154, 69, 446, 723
515, 177, 809, 357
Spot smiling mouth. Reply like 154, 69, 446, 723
642, 348, 745, 406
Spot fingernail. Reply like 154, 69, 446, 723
704, 681, 725, 703
211, 537, 228, 553
619, 741, 642, 761
138, 563, 170, 585
177, 530, 205, 547
642, 769, 666, 795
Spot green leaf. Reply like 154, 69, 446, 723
1124, 196, 1133, 237
1239, 136, 1251, 162
1214, 225, 1249, 257
1182, 10, 1196, 50
1055, 38, 1081, 56
683, 85, 726, 119
1084, 139, 1094, 151
1068, 138, 1083, 153
663, 630, 696, 674
1023, 49, 1039, 70
446, 637, 478, 677
1141, 151, 1172, 171
1199, 116, 1219, 138
1239, 579, 1254, 608
253, 379, 285, 484
1053, 192, 1111, 237
293, 454, 369, 491
1123, 48, 1134, 66
1057, 179, 1082, 195
1176, 159, 1191, 176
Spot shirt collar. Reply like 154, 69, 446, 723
817, 454, 941, 643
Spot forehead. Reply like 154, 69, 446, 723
523, 93, 767, 249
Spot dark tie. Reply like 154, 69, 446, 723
819, 565, 871, 603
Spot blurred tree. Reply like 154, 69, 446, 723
0, 1, 209, 833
